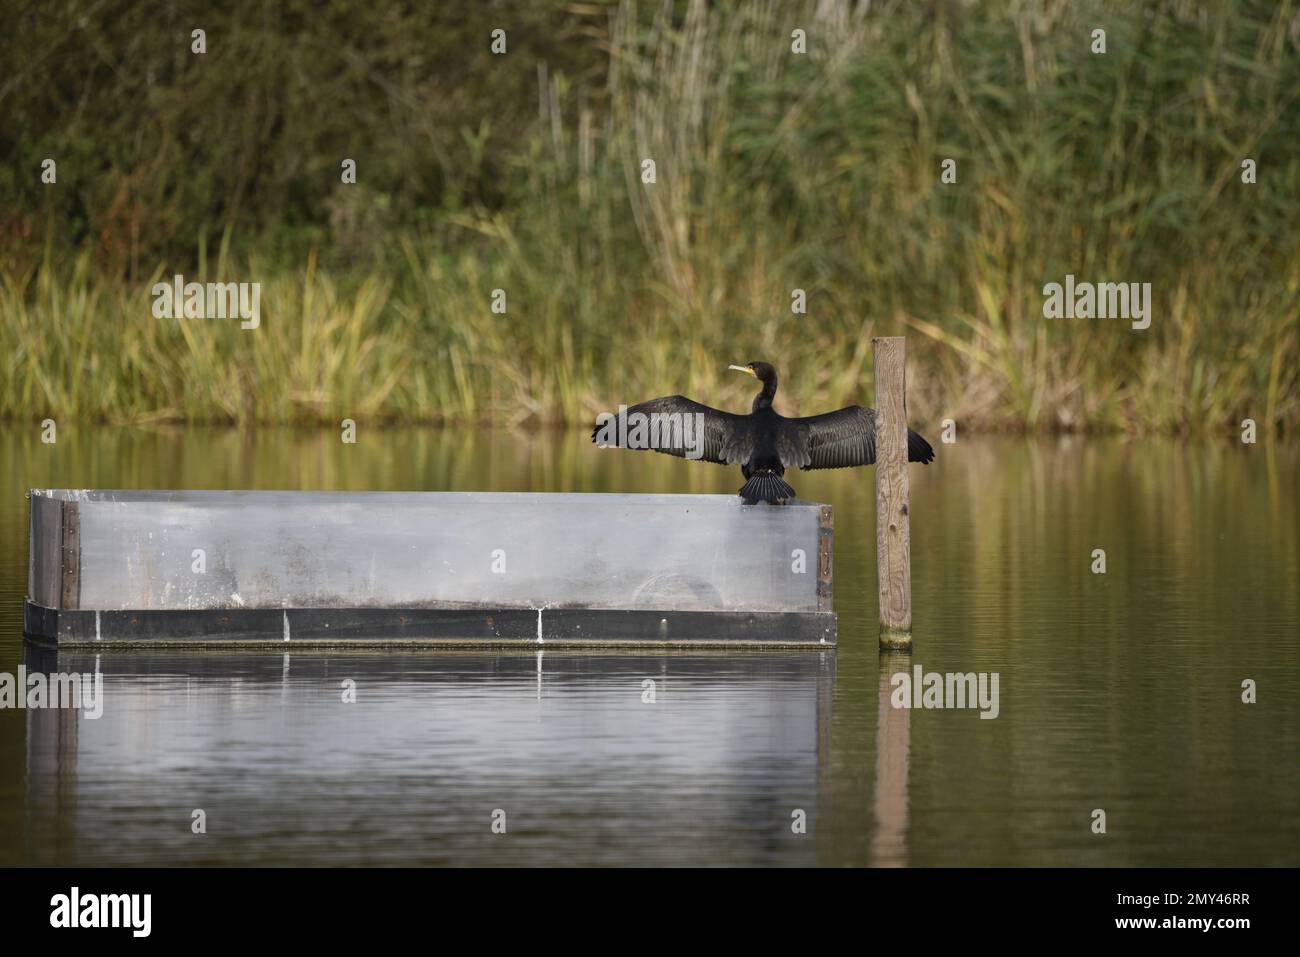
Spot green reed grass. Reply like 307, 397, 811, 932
1, 0, 1297, 433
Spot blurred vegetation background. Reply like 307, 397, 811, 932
1, 0, 1297, 433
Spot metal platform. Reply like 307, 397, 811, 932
24, 490, 835, 647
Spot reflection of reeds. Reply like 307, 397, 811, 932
1, 1, 1296, 432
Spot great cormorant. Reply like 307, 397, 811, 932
592, 361, 935, 504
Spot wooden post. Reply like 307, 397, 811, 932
873, 337, 912, 649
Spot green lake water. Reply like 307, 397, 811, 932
1, 426, 1296, 865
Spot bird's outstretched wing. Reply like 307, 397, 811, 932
591, 395, 754, 466
792, 405, 935, 470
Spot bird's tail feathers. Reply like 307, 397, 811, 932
739, 471, 797, 505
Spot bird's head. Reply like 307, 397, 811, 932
728, 361, 776, 384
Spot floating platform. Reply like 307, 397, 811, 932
24, 490, 835, 648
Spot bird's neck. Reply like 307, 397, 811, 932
752, 379, 777, 411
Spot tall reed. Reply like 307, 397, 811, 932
2, 0, 1296, 433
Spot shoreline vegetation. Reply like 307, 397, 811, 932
2, 1, 1297, 434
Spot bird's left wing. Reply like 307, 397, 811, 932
591, 395, 754, 466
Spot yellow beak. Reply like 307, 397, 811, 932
728, 364, 757, 377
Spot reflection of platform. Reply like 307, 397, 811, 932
25, 490, 836, 647
22, 645, 836, 866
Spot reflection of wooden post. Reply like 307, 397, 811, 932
873, 337, 912, 649
872, 652, 910, 866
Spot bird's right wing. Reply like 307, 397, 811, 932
793, 405, 936, 469
796, 406, 878, 469
591, 395, 753, 466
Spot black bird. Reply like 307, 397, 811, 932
592, 361, 935, 504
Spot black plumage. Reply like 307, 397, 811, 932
592, 361, 935, 504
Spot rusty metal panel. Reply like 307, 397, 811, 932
59, 499, 81, 610
817, 504, 834, 612
27, 492, 64, 608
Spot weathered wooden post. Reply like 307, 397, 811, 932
873, 337, 912, 649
